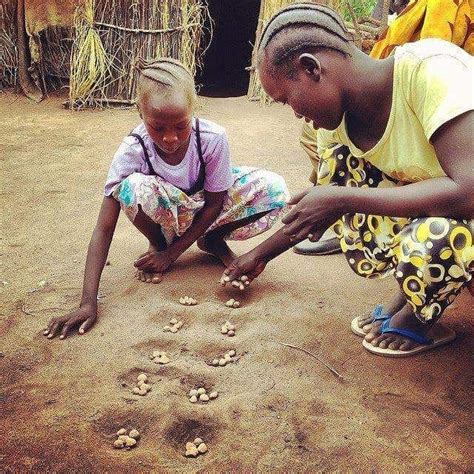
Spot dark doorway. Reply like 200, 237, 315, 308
197, 0, 261, 97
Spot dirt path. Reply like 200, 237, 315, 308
1, 92, 472, 472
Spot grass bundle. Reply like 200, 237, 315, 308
68, 0, 210, 108
69, 0, 110, 107
1, 0, 18, 89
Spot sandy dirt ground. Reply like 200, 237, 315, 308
1, 91, 473, 473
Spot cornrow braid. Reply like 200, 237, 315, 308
136, 57, 197, 108
257, 3, 354, 77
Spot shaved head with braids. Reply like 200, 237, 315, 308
257, 2, 354, 77
254, 3, 367, 130
135, 58, 197, 159
137, 57, 197, 110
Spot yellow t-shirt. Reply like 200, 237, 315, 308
317, 39, 474, 183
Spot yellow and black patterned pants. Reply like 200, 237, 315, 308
318, 145, 474, 324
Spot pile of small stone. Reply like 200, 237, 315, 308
188, 387, 218, 404
225, 299, 240, 308
163, 318, 183, 333
210, 349, 237, 367
220, 274, 250, 291
132, 373, 151, 396
150, 350, 170, 364
220, 320, 236, 337
113, 428, 140, 449
185, 437, 208, 457
179, 296, 197, 306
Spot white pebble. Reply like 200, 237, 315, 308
228, 350, 236, 357
227, 324, 236, 331
125, 437, 137, 447
240, 275, 248, 282
185, 446, 199, 457
194, 438, 203, 445
224, 353, 232, 362
221, 326, 228, 334
238, 282, 245, 291
197, 442, 208, 453
189, 395, 198, 403
128, 429, 140, 439
179, 297, 186, 305
170, 327, 178, 333
231, 280, 240, 288
116, 428, 127, 436
227, 330, 235, 337
199, 393, 210, 402
218, 358, 227, 366
189, 389, 199, 397
163, 326, 171, 332
225, 299, 235, 307
197, 387, 206, 395
137, 373, 147, 382
138, 388, 147, 396
117, 435, 128, 442
211, 359, 219, 366
132, 387, 141, 395
170, 318, 178, 325
113, 439, 124, 448
186, 442, 196, 451
141, 383, 151, 392
157, 354, 170, 364
232, 301, 240, 308
209, 391, 218, 399
176, 321, 183, 329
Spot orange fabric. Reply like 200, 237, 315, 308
370, 0, 474, 59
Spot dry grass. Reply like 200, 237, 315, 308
0, 0, 18, 88
69, 0, 211, 108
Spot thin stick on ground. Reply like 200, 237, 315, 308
277, 342, 344, 380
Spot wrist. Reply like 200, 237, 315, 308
80, 298, 98, 310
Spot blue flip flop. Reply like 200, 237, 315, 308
350, 304, 391, 337
362, 319, 456, 358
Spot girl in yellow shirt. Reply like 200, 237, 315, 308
222, 3, 473, 357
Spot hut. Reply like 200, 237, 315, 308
3, 0, 387, 107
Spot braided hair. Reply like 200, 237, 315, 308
136, 57, 197, 109
257, 3, 354, 77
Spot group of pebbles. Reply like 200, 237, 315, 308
163, 318, 183, 333
185, 438, 208, 458
131, 373, 151, 396
188, 387, 218, 404
113, 428, 140, 449
210, 349, 237, 367
116, 280, 249, 457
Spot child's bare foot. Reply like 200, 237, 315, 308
197, 235, 237, 267
356, 291, 406, 334
364, 303, 428, 351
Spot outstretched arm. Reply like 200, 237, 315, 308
44, 196, 121, 339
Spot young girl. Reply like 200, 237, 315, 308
44, 58, 289, 339
222, 4, 473, 357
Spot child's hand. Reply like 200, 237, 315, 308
221, 250, 267, 288
134, 249, 175, 275
43, 304, 97, 340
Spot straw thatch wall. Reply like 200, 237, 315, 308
1, 0, 18, 89
69, 0, 210, 108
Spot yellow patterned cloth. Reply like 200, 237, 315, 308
317, 145, 473, 323
370, 0, 474, 59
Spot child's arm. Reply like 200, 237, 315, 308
134, 190, 226, 272
44, 196, 121, 339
